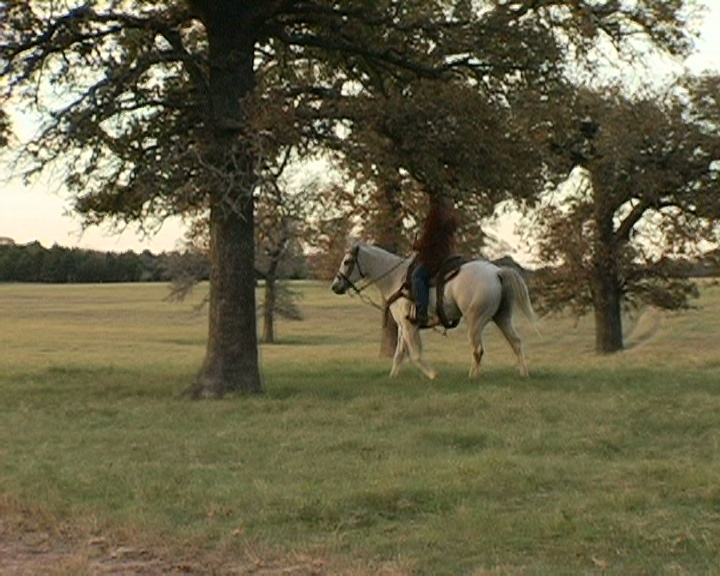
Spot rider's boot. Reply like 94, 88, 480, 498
414, 310, 429, 328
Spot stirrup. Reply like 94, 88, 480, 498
412, 312, 430, 328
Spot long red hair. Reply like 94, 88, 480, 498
414, 196, 460, 273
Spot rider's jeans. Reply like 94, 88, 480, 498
412, 264, 430, 317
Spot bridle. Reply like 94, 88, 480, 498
337, 245, 368, 296
336, 244, 411, 313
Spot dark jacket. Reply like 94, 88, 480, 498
413, 197, 460, 275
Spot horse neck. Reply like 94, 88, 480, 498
358, 244, 408, 298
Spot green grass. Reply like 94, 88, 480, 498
2, 281, 720, 574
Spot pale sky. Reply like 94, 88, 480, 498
2, 3, 720, 254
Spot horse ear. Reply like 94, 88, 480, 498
345, 236, 360, 251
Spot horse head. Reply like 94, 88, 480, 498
331, 244, 363, 295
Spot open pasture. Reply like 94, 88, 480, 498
1, 281, 720, 574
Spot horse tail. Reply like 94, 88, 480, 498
497, 268, 538, 328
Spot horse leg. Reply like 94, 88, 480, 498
471, 344, 484, 378
469, 337, 484, 378
494, 315, 529, 377
403, 323, 437, 380
390, 325, 408, 377
466, 313, 487, 378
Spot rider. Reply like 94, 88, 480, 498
411, 194, 460, 327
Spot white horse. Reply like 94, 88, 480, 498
331, 243, 537, 379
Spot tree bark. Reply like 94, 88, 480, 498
590, 214, 623, 354
591, 270, 624, 353
189, 2, 262, 396
588, 174, 625, 355
192, 198, 262, 396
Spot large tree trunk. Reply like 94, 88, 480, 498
590, 253, 624, 354
189, 2, 262, 396
192, 199, 262, 396
591, 271, 624, 353
590, 178, 624, 355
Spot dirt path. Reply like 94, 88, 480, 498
0, 524, 197, 575
0, 534, 329, 575
0, 510, 328, 576
0, 521, 235, 575
0, 506, 407, 576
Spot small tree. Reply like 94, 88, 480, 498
531, 80, 720, 353
254, 179, 311, 345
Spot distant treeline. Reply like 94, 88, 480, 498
0, 241, 211, 283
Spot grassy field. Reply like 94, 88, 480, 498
1, 280, 720, 575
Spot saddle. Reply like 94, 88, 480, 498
402, 255, 468, 329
